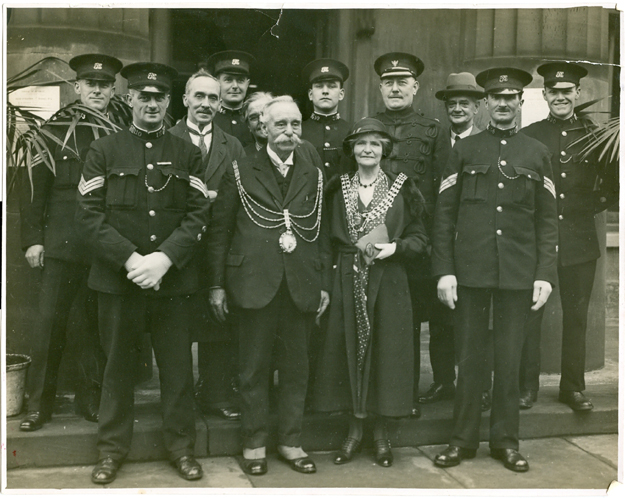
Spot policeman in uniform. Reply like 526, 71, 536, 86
77, 62, 211, 484
371, 52, 452, 418
422, 72, 492, 410
301, 58, 352, 181
168, 68, 245, 421
432, 67, 558, 472
19, 54, 123, 431
207, 50, 255, 148
519, 62, 619, 411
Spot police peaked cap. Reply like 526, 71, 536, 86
206, 50, 255, 76
476, 67, 533, 94
302, 59, 350, 85
538, 62, 588, 88
374, 52, 424, 79
121, 62, 178, 92
69, 54, 123, 82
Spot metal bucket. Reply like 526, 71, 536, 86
6, 354, 31, 417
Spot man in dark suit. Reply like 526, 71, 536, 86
19, 54, 123, 431
169, 69, 245, 421
207, 50, 255, 148
519, 62, 619, 411
432, 67, 558, 473
420, 72, 489, 409
207, 96, 331, 476
77, 62, 211, 484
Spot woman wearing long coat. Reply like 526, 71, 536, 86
313, 118, 428, 467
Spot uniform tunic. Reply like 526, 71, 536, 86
519, 114, 619, 393
76, 125, 210, 461
213, 106, 254, 148
301, 112, 351, 181
431, 125, 558, 450
19, 105, 118, 415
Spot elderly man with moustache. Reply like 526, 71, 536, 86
207, 96, 331, 476
19, 54, 123, 431
432, 67, 558, 473
77, 62, 211, 484
207, 50, 255, 148
242, 91, 274, 155
168, 68, 245, 421
518, 62, 619, 411
371, 52, 451, 418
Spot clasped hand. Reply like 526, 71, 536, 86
125, 252, 172, 291
374, 242, 396, 260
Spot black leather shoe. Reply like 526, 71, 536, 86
434, 445, 477, 468
559, 391, 593, 412
211, 407, 241, 421
481, 390, 492, 412
278, 454, 316, 474
19, 411, 51, 432
172, 455, 203, 480
91, 457, 122, 484
519, 389, 537, 410
374, 439, 394, 467
239, 457, 268, 476
418, 383, 455, 404
334, 437, 362, 465
76, 403, 99, 423
491, 448, 529, 472
410, 405, 422, 418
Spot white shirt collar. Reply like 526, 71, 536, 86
186, 119, 212, 135
452, 125, 473, 141
266, 145, 294, 167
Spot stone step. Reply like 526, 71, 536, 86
6, 383, 617, 469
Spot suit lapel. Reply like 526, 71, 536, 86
283, 150, 311, 206
204, 127, 226, 184
253, 150, 283, 208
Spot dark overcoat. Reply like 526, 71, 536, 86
313, 172, 428, 418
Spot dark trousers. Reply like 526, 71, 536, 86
27, 257, 104, 414
519, 260, 597, 393
197, 339, 238, 409
451, 286, 532, 451
236, 281, 313, 449
97, 292, 196, 462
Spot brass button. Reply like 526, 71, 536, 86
232, 120, 237, 125
197, 233, 202, 241
324, 142, 330, 147
324, 162, 330, 167
498, 183, 504, 189
471, 170, 476, 174
147, 164, 154, 170
119, 172, 125, 176
150, 235, 157, 241
560, 151, 566, 156
496, 206, 503, 212
149, 210, 156, 217
559, 215, 563, 220
560, 193, 565, 199
500, 160, 507, 166
501, 140, 507, 145
325, 125, 331, 131
561, 172, 566, 178
496, 229, 502, 235
63, 155, 68, 160
202, 225, 207, 232
148, 186, 155, 193
146, 142, 152, 148
562, 131, 567, 137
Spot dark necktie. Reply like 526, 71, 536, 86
188, 127, 212, 158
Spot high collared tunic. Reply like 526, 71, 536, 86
521, 114, 619, 267
373, 107, 451, 227
76, 125, 211, 296
432, 125, 559, 290
301, 112, 351, 181
213, 106, 254, 148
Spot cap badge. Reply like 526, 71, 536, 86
499, 75, 508, 82
391, 60, 399, 67
93, 62, 103, 70
232, 59, 240, 65
147, 72, 157, 80
321, 66, 329, 73
556, 71, 564, 78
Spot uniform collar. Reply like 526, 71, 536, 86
547, 113, 578, 125
311, 111, 341, 122
219, 105, 243, 115
383, 106, 415, 119
129, 123, 166, 139
486, 122, 517, 138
